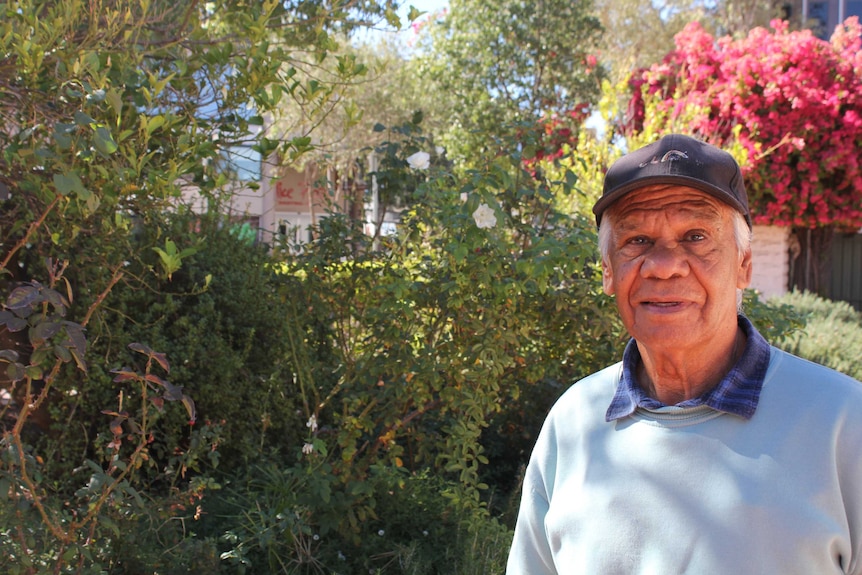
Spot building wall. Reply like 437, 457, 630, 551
750, 225, 791, 299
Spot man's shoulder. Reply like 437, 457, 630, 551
767, 346, 861, 385
547, 363, 622, 416
764, 346, 862, 406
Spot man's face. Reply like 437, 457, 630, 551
601, 186, 752, 353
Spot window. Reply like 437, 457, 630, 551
219, 145, 261, 182
810, 1, 830, 39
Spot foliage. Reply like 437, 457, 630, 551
66, 212, 307, 477
741, 288, 807, 345
0, 0, 396, 295
593, 0, 706, 84
213, 464, 510, 574
629, 18, 862, 230
271, 32, 442, 168
240, 118, 623, 564
0, 0, 405, 571
770, 290, 862, 380
0, 269, 210, 572
591, 0, 790, 131
415, 0, 605, 163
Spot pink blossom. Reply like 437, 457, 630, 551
628, 17, 862, 229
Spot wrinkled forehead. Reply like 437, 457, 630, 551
607, 184, 726, 225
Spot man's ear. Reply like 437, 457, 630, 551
602, 259, 615, 296
736, 247, 753, 290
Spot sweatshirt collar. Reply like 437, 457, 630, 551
605, 315, 771, 422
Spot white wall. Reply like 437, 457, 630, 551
750, 225, 791, 299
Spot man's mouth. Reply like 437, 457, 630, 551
641, 300, 685, 309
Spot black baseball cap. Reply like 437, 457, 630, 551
593, 134, 751, 228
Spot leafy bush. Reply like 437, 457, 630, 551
29, 211, 311, 491
210, 464, 510, 575
0, 274, 214, 573
769, 290, 862, 380
742, 288, 807, 346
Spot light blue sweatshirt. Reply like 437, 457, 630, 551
507, 347, 862, 574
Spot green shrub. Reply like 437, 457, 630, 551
769, 290, 862, 380
0, 278, 219, 573
38, 211, 313, 489
209, 463, 511, 574
107, 514, 224, 575
742, 288, 807, 346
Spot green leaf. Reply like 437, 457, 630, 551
53, 123, 76, 149
84, 51, 101, 72
146, 115, 165, 135
24, 365, 44, 380
6, 285, 40, 310
407, 6, 425, 22
454, 244, 468, 262
73, 110, 96, 127
62, 547, 78, 563
29, 321, 61, 344
5, 317, 27, 332
53, 172, 85, 196
94, 126, 118, 154
106, 89, 123, 118
161, 380, 185, 401
53, 344, 72, 363
181, 395, 196, 423
99, 515, 121, 537
6, 363, 24, 382
128, 342, 153, 355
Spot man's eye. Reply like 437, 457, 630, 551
627, 236, 650, 245
686, 232, 706, 242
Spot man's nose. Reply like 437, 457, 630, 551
640, 242, 689, 279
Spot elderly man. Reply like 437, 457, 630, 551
507, 134, 862, 574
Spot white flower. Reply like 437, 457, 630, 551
378, 529, 385, 536
302, 442, 314, 455
406, 151, 430, 170
435, 146, 445, 156
306, 415, 318, 433
472, 203, 497, 229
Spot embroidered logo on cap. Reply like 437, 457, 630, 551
638, 150, 689, 168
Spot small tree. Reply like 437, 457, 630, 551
415, 0, 605, 164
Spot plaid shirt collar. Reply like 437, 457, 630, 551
605, 315, 771, 422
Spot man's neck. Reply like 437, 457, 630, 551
636, 328, 746, 404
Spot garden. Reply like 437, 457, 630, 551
2, 1, 862, 573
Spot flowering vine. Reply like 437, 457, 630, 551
628, 18, 862, 230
